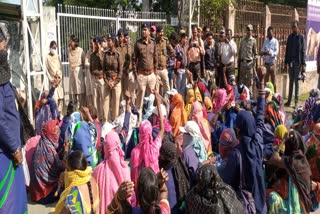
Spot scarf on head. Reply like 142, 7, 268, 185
30, 120, 64, 202
305, 123, 320, 181
198, 81, 210, 99
152, 114, 172, 132
265, 101, 283, 130
190, 101, 211, 151
284, 131, 312, 213
219, 128, 239, 159
266, 82, 275, 95
274, 125, 287, 153
159, 142, 190, 203
42, 119, 59, 147
93, 131, 134, 214
131, 120, 161, 186
170, 94, 188, 137
304, 97, 317, 128
212, 88, 227, 113
55, 166, 92, 214
186, 164, 243, 214
183, 133, 208, 164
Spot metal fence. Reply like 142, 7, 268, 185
57, 4, 166, 97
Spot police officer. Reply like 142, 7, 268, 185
117, 29, 134, 99
102, 33, 123, 122
238, 24, 258, 95
134, 23, 158, 120
155, 25, 174, 96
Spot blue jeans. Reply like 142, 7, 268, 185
168, 68, 174, 90
288, 61, 300, 104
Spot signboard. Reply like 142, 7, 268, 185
306, 0, 320, 71
171, 16, 179, 26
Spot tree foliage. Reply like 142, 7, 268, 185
200, 0, 233, 26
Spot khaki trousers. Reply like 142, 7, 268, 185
265, 63, 276, 92
155, 69, 170, 97
93, 77, 105, 121
136, 72, 157, 120
103, 82, 121, 122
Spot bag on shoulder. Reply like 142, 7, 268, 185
236, 150, 256, 214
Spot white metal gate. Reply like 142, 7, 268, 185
57, 5, 166, 98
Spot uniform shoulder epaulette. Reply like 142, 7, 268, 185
163, 37, 168, 41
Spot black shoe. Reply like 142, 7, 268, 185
284, 101, 291, 107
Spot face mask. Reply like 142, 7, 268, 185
0, 50, 8, 64
50, 48, 57, 55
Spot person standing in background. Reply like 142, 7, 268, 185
46, 40, 64, 118
284, 21, 306, 108
117, 29, 135, 101
90, 37, 104, 121
238, 24, 258, 95
216, 28, 237, 88
134, 23, 158, 121
103, 34, 123, 122
150, 25, 157, 39
68, 35, 85, 108
261, 26, 279, 92
204, 32, 216, 89
175, 32, 189, 98
84, 37, 95, 107
155, 25, 174, 97
0, 26, 28, 214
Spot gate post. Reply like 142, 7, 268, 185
226, 2, 235, 35
264, 5, 271, 36
116, 15, 120, 32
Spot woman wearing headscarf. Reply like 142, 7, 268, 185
212, 88, 227, 113
30, 120, 66, 204
305, 123, 320, 206
93, 130, 135, 214
234, 66, 268, 213
170, 93, 188, 137
216, 128, 241, 190
159, 141, 190, 213
180, 121, 208, 185
131, 92, 164, 187
190, 101, 212, 152
185, 85, 203, 117
186, 163, 243, 214
55, 151, 100, 214
274, 125, 287, 154
272, 93, 285, 124
267, 130, 312, 213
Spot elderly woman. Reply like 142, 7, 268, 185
30, 120, 66, 204
186, 163, 243, 214
93, 130, 134, 214
55, 151, 100, 214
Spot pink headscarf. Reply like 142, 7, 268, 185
131, 120, 161, 186
153, 115, 172, 132
212, 88, 227, 113
190, 101, 211, 151
93, 131, 134, 214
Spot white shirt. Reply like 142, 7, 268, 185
261, 37, 279, 65
220, 39, 237, 65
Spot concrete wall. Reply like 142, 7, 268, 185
275, 71, 318, 99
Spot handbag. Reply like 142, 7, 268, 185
236, 150, 256, 214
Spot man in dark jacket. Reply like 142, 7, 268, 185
284, 21, 306, 108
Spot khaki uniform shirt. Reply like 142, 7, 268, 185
90, 51, 103, 76
239, 36, 258, 61
156, 37, 174, 69
103, 50, 123, 82
117, 42, 134, 72
134, 37, 157, 71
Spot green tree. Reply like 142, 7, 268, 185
200, 0, 233, 26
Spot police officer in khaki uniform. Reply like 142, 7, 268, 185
134, 23, 158, 120
90, 37, 105, 121
238, 24, 258, 94
117, 29, 135, 100
102, 33, 123, 122
155, 25, 174, 97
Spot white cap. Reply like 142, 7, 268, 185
101, 122, 119, 139
179, 121, 201, 137
167, 89, 178, 96
152, 104, 167, 117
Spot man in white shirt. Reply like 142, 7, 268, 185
217, 28, 237, 87
261, 26, 279, 91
